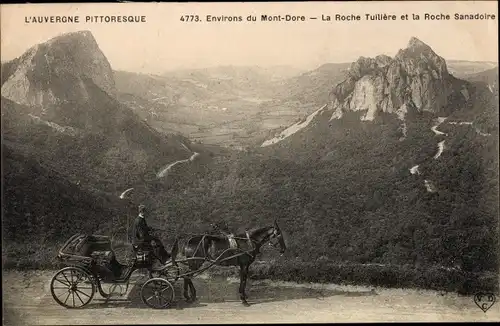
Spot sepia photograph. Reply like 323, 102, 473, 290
1, 1, 499, 324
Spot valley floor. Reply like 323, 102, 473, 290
3, 270, 498, 324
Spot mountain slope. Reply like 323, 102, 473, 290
1, 141, 133, 268
155, 37, 499, 292
446, 60, 498, 79
1, 31, 198, 192
464, 66, 499, 92
2, 143, 127, 242
272, 63, 351, 105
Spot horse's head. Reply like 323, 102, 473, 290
247, 221, 287, 256
268, 220, 287, 255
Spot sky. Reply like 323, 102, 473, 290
1, 1, 498, 74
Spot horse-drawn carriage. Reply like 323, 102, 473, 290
50, 233, 180, 309
50, 221, 286, 309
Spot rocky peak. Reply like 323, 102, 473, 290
350, 57, 382, 76
400, 37, 437, 61
375, 55, 393, 67
395, 37, 449, 78
1, 30, 116, 109
407, 37, 430, 49
328, 37, 467, 125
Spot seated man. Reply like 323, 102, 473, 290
132, 204, 170, 265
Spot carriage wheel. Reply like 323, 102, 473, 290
140, 278, 175, 309
50, 267, 95, 309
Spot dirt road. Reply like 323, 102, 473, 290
3, 270, 499, 325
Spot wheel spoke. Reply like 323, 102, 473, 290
160, 287, 171, 293
55, 291, 69, 300
146, 295, 155, 302
72, 292, 75, 307
75, 289, 91, 298
63, 292, 71, 304
55, 278, 70, 287
74, 291, 85, 305
158, 294, 170, 303
62, 272, 72, 285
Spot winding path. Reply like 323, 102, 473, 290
433, 141, 445, 159
118, 143, 200, 198
156, 146, 200, 178
410, 116, 492, 192
431, 117, 448, 136
119, 188, 135, 199
410, 165, 420, 175
410, 117, 448, 192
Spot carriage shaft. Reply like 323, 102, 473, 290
175, 247, 254, 278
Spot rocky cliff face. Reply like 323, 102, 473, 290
1, 31, 198, 192
329, 37, 469, 124
1, 31, 116, 109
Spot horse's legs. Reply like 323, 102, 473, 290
183, 278, 191, 302
182, 277, 197, 303
239, 264, 250, 306
188, 278, 197, 302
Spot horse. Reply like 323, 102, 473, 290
179, 220, 286, 306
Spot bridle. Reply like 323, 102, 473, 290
242, 225, 286, 258
267, 226, 286, 254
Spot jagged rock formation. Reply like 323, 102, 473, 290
329, 37, 469, 126
2, 31, 115, 107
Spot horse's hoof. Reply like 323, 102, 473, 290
242, 301, 251, 307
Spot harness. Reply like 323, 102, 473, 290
245, 231, 258, 256
220, 231, 256, 256
245, 231, 252, 248
183, 229, 275, 266
227, 234, 237, 249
